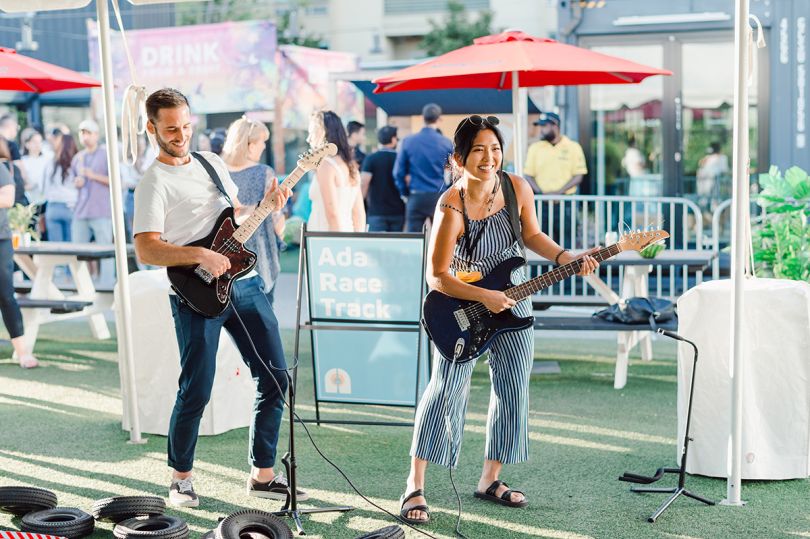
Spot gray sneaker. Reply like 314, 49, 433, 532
247, 474, 309, 501
169, 477, 199, 507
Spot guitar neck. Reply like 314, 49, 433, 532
232, 166, 306, 244
504, 244, 623, 301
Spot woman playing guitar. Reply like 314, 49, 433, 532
400, 115, 599, 525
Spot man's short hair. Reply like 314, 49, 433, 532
422, 103, 442, 124
346, 120, 365, 136
145, 88, 190, 123
0, 113, 15, 128
377, 125, 398, 145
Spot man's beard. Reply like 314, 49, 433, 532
541, 131, 556, 142
155, 132, 188, 158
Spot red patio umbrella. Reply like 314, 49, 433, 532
0, 47, 101, 92
373, 31, 671, 174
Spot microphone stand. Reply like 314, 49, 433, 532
271, 238, 353, 535
618, 329, 714, 523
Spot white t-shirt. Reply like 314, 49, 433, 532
133, 151, 238, 246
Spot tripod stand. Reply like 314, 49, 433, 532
619, 329, 714, 523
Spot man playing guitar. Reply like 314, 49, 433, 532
133, 88, 305, 507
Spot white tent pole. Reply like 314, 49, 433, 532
511, 70, 523, 176
725, 0, 749, 505
96, 0, 143, 444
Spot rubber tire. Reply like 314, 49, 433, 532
20, 507, 95, 538
113, 515, 189, 539
201, 531, 215, 539
215, 510, 293, 539
0, 486, 58, 516
354, 526, 405, 539
92, 496, 166, 523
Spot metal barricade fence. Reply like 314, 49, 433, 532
532, 194, 705, 302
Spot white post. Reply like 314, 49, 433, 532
511, 70, 524, 176
724, 0, 749, 505
96, 0, 143, 444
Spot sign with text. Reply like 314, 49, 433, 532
306, 236, 424, 323
305, 233, 427, 407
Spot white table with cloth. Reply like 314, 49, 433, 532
119, 269, 256, 436
676, 278, 810, 479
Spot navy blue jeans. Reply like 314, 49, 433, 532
405, 192, 442, 233
168, 276, 288, 472
367, 214, 405, 232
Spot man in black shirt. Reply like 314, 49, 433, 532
361, 125, 404, 232
347, 120, 366, 168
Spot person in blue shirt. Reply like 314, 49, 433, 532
393, 103, 453, 233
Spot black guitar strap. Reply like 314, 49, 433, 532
191, 152, 234, 208
500, 170, 525, 257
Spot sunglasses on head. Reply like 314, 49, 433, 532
456, 115, 499, 134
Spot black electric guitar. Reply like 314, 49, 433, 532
167, 143, 337, 317
421, 229, 670, 363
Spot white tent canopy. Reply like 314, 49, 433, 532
0, 0, 205, 444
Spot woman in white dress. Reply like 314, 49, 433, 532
306, 110, 365, 232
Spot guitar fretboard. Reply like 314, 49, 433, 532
504, 244, 622, 301
232, 167, 306, 244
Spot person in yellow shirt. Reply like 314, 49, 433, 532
523, 112, 587, 247
524, 112, 587, 195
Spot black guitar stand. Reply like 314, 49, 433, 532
618, 329, 715, 523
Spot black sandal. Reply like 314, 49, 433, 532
473, 480, 528, 508
399, 489, 431, 525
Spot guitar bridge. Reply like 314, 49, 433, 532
454, 308, 470, 331
195, 266, 214, 284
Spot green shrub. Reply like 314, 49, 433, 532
751, 165, 810, 282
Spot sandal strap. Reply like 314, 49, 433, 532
500, 488, 525, 501
401, 489, 424, 505
402, 504, 429, 514
485, 480, 505, 497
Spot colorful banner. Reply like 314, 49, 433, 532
88, 20, 277, 114
278, 45, 364, 130
305, 234, 428, 406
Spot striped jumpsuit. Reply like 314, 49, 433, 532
411, 207, 535, 468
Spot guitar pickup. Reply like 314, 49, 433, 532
454, 309, 470, 331
195, 266, 215, 284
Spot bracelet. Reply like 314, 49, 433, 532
554, 248, 567, 265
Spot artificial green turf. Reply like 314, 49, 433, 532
1, 322, 808, 538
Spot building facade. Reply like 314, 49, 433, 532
558, 0, 808, 198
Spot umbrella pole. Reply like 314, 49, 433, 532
511, 71, 524, 176
96, 0, 144, 444
724, 0, 749, 506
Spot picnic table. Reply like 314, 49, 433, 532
526, 249, 716, 388
13, 242, 122, 350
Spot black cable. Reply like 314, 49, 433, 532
443, 357, 468, 539
229, 302, 439, 539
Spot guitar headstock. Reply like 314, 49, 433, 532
297, 143, 338, 172
617, 229, 670, 252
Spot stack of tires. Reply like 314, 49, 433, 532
94, 496, 188, 539
206, 510, 293, 539
0, 486, 94, 539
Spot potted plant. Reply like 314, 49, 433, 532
7, 203, 40, 248
751, 166, 810, 282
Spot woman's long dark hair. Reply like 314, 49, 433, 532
321, 110, 358, 178
52, 134, 78, 184
451, 116, 505, 182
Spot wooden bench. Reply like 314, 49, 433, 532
533, 313, 677, 389
17, 297, 93, 314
